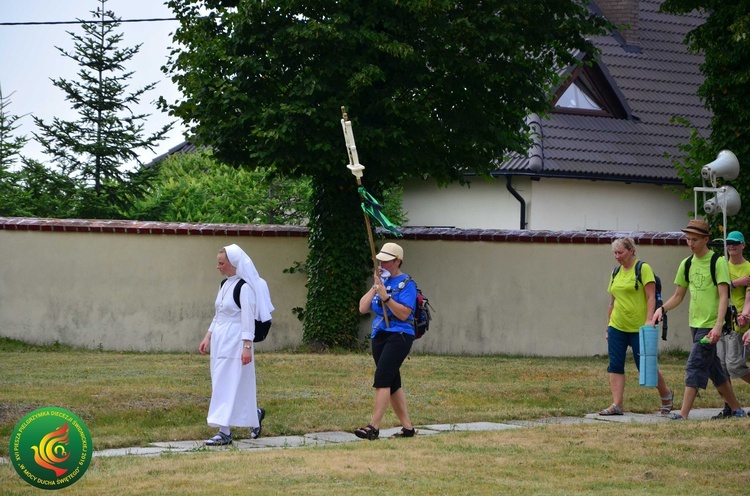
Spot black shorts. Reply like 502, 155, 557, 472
371, 331, 415, 394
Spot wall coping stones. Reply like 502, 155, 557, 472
0, 217, 687, 244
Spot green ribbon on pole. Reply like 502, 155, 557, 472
358, 186, 402, 237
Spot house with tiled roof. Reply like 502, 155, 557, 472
148, 140, 199, 164
402, 0, 709, 232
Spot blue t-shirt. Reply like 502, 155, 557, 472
370, 273, 417, 338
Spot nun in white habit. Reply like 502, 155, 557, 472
199, 243, 274, 445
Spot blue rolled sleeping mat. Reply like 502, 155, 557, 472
639, 325, 659, 387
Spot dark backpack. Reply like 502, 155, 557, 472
611, 261, 668, 340
683, 251, 720, 286
399, 276, 433, 339
683, 251, 736, 334
220, 278, 272, 342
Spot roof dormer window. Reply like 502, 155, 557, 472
557, 81, 602, 111
552, 60, 630, 119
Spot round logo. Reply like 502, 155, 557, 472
9, 406, 92, 490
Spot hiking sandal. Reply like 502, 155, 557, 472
205, 431, 233, 446
598, 404, 623, 416
390, 427, 417, 438
660, 389, 674, 415
354, 424, 379, 440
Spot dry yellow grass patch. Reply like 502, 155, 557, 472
3, 422, 748, 495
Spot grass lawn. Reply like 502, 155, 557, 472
1, 338, 749, 495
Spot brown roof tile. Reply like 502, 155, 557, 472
496, 0, 709, 184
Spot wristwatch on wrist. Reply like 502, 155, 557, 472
243, 344, 252, 349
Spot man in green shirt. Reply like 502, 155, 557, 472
713, 231, 750, 418
653, 219, 746, 419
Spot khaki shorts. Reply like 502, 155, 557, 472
717, 331, 750, 379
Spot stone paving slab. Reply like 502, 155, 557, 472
304, 431, 359, 443
410, 427, 441, 436
525, 416, 600, 425
94, 446, 168, 458
422, 422, 521, 432
237, 435, 329, 449
584, 412, 670, 424
686, 409, 718, 420
150, 440, 206, 451
503, 420, 552, 427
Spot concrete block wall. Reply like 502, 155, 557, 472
0, 217, 692, 356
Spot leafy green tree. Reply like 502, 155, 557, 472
128, 149, 312, 225
33, 0, 171, 219
662, 1, 750, 236
163, 0, 609, 348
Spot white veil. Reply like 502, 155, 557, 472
224, 244, 275, 322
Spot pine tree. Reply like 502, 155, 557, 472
33, 0, 171, 218
0, 84, 28, 170
0, 84, 28, 215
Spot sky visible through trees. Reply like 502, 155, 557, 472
0, 0, 185, 168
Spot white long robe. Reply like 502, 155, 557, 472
206, 275, 260, 428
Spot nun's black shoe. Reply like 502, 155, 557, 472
251, 408, 265, 439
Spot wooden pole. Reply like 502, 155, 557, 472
341, 107, 390, 327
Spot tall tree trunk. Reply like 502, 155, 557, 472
303, 173, 371, 349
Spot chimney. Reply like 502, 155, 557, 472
596, 0, 640, 47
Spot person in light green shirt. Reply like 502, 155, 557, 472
599, 237, 673, 416
654, 219, 745, 420
712, 231, 750, 418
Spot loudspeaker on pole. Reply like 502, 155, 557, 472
701, 150, 739, 186
704, 186, 741, 216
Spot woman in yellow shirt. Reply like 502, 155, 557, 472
600, 237, 673, 416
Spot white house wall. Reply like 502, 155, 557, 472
402, 177, 530, 229
403, 177, 692, 232
529, 179, 692, 231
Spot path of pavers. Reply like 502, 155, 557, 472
87, 407, 741, 458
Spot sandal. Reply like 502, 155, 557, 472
205, 431, 232, 446
251, 408, 266, 439
660, 388, 674, 415
354, 424, 379, 440
390, 427, 417, 438
598, 404, 623, 416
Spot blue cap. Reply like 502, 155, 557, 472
727, 231, 745, 244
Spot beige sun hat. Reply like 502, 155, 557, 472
375, 242, 404, 261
